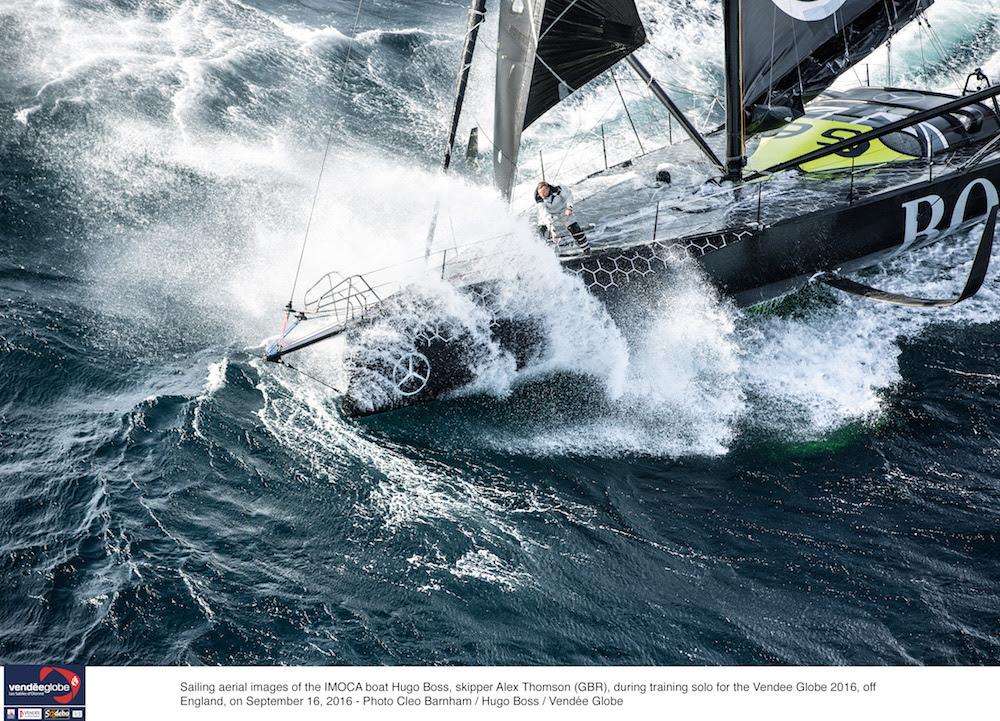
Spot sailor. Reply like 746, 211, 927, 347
535, 181, 590, 255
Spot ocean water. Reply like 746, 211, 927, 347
2, 0, 1000, 666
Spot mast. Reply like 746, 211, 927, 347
494, 0, 545, 200
723, 0, 744, 179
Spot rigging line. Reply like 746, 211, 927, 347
791, 16, 804, 99
279, 361, 344, 395
840, 10, 850, 85
881, 0, 894, 25
465, 112, 497, 157
767, 2, 777, 105
549, 98, 621, 180
637, 70, 660, 127
700, 93, 723, 134
920, 17, 965, 92
287, 0, 367, 309
880, 0, 907, 84
850, 64, 864, 88
626, 65, 660, 130
340, 225, 530, 280
640, 45, 720, 99
513, 88, 622, 198
917, 17, 926, 82
886, 37, 892, 86
612, 70, 644, 155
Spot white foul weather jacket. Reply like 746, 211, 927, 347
535, 185, 575, 232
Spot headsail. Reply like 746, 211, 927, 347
494, 0, 647, 197
741, 0, 934, 133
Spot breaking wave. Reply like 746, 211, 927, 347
8, 0, 1000, 459
6, 0, 1000, 667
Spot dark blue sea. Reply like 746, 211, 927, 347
2, 0, 999, 666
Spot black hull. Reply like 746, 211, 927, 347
342, 157, 1000, 417
340, 286, 545, 419
565, 157, 1000, 309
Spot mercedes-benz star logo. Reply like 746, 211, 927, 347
391, 351, 431, 396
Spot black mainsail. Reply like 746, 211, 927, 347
739, 0, 934, 133
494, 0, 646, 197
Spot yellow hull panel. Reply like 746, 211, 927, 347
746, 118, 917, 173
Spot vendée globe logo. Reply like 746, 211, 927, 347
4, 666, 85, 707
